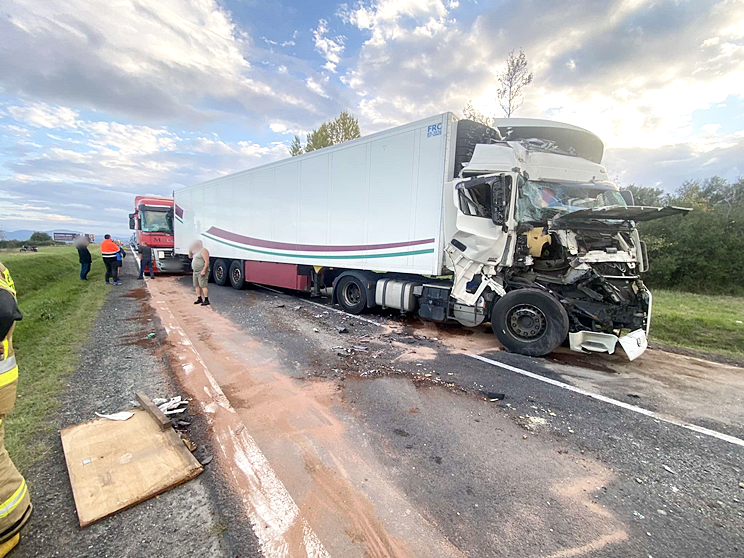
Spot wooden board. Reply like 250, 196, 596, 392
135, 391, 171, 430
61, 409, 203, 527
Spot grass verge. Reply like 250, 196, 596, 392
2, 246, 109, 470
650, 289, 744, 360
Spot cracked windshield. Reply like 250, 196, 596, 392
517, 180, 627, 222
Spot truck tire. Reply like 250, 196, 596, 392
454, 120, 500, 175
229, 260, 245, 290
335, 275, 367, 314
213, 259, 229, 286
491, 289, 569, 357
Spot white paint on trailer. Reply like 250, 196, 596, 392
174, 113, 457, 276
467, 353, 744, 448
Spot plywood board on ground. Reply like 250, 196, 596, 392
61, 409, 203, 527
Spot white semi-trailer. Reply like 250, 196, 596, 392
174, 113, 688, 360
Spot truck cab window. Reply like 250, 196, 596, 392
458, 182, 492, 218
516, 180, 626, 223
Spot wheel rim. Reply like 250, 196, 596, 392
341, 281, 362, 307
232, 267, 241, 283
506, 304, 547, 340
215, 266, 224, 282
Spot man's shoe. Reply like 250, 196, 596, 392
194, 297, 203, 304
113, 282, 120, 286
201, 298, 211, 306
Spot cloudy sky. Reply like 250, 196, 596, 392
1, 0, 743, 237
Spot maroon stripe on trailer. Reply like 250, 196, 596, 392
175, 204, 184, 218
205, 226, 435, 252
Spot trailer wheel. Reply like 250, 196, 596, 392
213, 259, 229, 286
229, 260, 245, 290
491, 289, 569, 357
336, 276, 367, 314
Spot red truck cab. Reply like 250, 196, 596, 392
129, 195, 190, 273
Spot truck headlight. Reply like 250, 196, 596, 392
158, 250, 166, 259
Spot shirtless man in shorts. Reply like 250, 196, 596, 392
189, 240, 210, 306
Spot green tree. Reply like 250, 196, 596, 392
622, 184, 666, 206
637, 176, 744, 295
29, 231, 52, 242
289, 135, 304, 156
290, 111, 361, 156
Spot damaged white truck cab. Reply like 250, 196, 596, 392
441, 119, 689, 360
175, 113, 689, 361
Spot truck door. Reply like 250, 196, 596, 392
450, 174, 515, 266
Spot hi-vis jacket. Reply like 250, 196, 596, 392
100, 239, 120, 259
0, 266, 19, 414
0, 261, 31, 542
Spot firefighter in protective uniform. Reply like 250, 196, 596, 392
0, 262, 31, 555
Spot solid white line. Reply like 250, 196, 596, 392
466, 353, 744, 449
146, 280, 330, 558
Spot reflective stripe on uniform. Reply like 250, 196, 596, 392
0, 479, 26, 519
0, 357, 17, 387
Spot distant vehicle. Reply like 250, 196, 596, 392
19, 245, 38, 252
174, 113, 690, 360
129, 195, 190, 273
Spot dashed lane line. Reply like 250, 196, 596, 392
467, 353, 744, 449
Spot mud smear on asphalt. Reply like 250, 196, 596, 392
148, 277, 461, 558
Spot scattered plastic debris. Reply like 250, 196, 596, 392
313, 327, 319, 332
480, 391, 505, 401
353, 345, 369, 351
146, 333, 156, 339
663, 465, 677, 475
200, 455, 213, 466
95, 411, 134, 421
337, 326, 349, 334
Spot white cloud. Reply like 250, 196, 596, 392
313, 19, 345, 73
8, 103, 79, 129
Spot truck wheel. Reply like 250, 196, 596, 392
229, 260, 245, 290
491, 289, 569, 357
336, 276, 367, 314
213, 259, 229, 286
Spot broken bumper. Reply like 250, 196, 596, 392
568, 328, 648, 361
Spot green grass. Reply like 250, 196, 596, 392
650, 289, 744, 359
1, 246, 109, 470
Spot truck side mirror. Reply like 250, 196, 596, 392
129, 213, 136, 230
491, 175, 511, 228
620, 189, 635, 206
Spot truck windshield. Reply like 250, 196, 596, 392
516, 180, 626, 223
141, 209, 173, 233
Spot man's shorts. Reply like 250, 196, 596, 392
193, 270, 209, 288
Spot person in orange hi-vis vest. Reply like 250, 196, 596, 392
0, 261, 32, 556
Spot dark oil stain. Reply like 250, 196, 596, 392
393, 428, 410, 437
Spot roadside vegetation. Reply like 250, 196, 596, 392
1, 246, 108, 470
650, 290, 744, 360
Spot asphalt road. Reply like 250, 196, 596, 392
153, 275, 744, 557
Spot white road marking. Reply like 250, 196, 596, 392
467, 353, 744, 449
146, 279, 331, 558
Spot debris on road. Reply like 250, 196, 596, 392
337, 326, 349, 333
663, 465, 677, 475
199, 454, 213, 466
480, 391, 505, 401
94, 411, 134, 421
61, 407, 203, 527
146, 332, 156, 339
353, 345, 369, 351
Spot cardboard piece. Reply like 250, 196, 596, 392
61, 409, 202, 527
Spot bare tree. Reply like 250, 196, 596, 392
497, 49, 533, 117
461, 100, 493, 127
